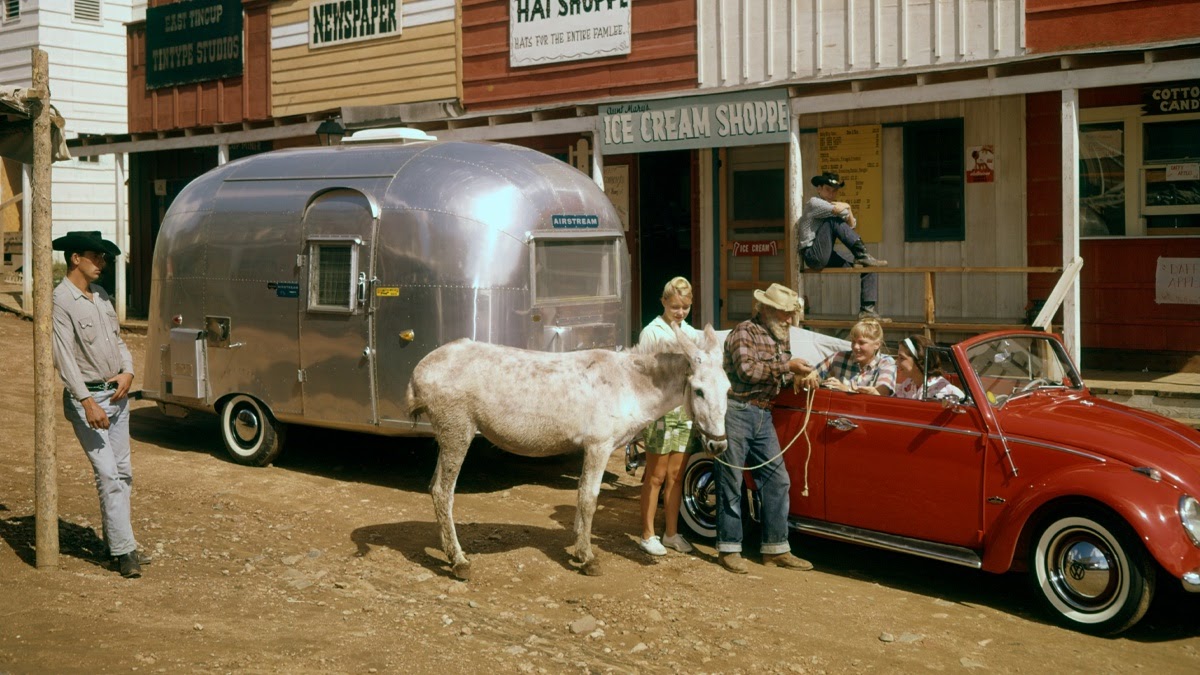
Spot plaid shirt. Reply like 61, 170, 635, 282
724, 317, 793, 403
816, 351, 897, 393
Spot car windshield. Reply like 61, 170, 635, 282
965, 335, 1084, 406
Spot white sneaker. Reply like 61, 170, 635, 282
661, 533, 694, 553
638, 536, 668, 556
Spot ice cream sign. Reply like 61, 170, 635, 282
600, 89, 791, 154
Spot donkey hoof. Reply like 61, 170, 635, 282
581, 559, 603, 576
451, 561, 472, 581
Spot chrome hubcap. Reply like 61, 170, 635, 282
233, 408, 260, 444
1048, 531, 1118, 611
683, 462, 717, 529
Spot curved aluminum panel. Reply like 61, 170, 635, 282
145, 140, 630, 439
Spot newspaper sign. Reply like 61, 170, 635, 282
1156, 258, 1200, 305
510, 0, 631, 68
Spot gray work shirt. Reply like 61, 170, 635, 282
795, 196, 843, 250
52, 278, 134, 401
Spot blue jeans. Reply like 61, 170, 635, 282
63, 388, 137, 557
801, 217, 878, 308
716, 398, 792, 555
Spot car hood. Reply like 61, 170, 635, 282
997, 392, 1200, 491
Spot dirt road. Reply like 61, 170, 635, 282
1, 311, 1198, 674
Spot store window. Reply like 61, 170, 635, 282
903, 119, 965, 242
1081, 105, 1200, 237
1143, 118, 1200, 233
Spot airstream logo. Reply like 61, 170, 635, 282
268, 281, 300, 298
552, 215, 599, 229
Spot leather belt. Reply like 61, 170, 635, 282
733, 397, 774, 411
85, 381, 117, 392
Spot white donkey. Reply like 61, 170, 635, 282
407, 325, 730, 579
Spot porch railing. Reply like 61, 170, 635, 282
798, 265, 1064, 339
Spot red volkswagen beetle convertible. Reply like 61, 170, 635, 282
679, 331, 1200, 635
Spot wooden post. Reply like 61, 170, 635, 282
787, 109, 803, 317
1061, 89, 1082, 367
30, 47, 59, 569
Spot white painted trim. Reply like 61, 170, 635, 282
71, 122, 325, 157
433, 116, 596, 142
789, 58, 1200, 115
699, 148, 715, 328
1061, 88, 1081, 366
115, 153, 127, 321
21, 164, 31, 314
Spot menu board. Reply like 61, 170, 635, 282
817, 125, 883, 243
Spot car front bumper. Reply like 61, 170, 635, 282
1183, 570, 1200, 593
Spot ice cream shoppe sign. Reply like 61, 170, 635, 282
599, 89, 791, 154
510, 0, 631, 67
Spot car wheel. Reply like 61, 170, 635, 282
680, 453, 717, 539
1029, 511, 1155, 635
219, 394, 286, 466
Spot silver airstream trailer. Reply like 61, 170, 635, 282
143, 136, 631, 465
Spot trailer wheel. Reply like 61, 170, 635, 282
219, 395, 286, 466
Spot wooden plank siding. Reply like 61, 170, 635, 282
128, 1, 272, 133
1026, 0, 1200, 53
795, 96, 1029, 322
461, 0, 697, 110
269, 0, 458, 118
699, 0, 1025, 89
1025, 89, 1200, 353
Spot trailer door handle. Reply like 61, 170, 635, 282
827, 417, 857, 431
356, 272, 367, 307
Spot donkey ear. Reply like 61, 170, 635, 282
673, 324, 699, 358
702, 324, 720, 352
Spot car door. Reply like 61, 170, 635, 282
821, 391, 988, 548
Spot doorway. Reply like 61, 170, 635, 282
637, 150, 694, 329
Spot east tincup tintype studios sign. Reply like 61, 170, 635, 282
146, 0, 243, 90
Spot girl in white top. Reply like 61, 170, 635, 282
894, 334, 966, 402
636, 277, 700, 556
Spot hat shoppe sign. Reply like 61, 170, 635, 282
145, 0, 243, 89
599, 89, 791, 155
510, 0, 631, 67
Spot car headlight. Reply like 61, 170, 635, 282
1181, 495, 1200, 547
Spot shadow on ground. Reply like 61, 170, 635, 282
0, 514, 113, 571
130, 404, 597, 495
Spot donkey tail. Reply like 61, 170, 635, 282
405, 378, 427, 425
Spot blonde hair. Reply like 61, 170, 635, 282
662, 276, 693, 302
850, 318, 885, 346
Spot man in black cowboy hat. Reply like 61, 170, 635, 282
51, 231, 151, 578
796, 171, 887, 320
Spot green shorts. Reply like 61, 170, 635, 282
643, 406, 693, 455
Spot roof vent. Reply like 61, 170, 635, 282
342, 128, 438, 145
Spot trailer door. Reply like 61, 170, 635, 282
299, 189, 379, 427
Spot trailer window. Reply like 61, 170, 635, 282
308, 241, 359, 313
533, 238, 620, 304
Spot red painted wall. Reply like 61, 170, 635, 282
461, 0, 697, 110
128, 0, 272, 133
1025, 92, 1200, 353
1027, 0, 1200, 52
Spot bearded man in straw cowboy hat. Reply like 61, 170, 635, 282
51, 231, 152, 578
717, 283, 815, 574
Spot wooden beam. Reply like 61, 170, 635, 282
31, 47, 59, 569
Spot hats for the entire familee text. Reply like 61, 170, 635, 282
51, 230, 121, 257
753, 283, 802, 313
810, 172, 844, 189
